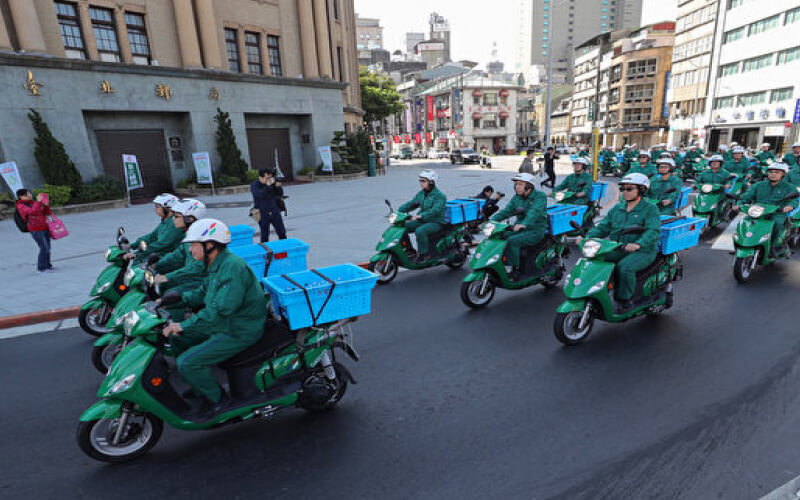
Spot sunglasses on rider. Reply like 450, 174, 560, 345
620, 186, 638, 192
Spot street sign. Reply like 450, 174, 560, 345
191, 152, 214, 184
122, 154, 143, 191
0, 161, 23, 193
793, 99, 800, 123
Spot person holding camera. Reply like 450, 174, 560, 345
15, 189, 53, 273
250, 168, 287, 242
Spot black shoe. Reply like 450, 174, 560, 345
196, 392, 231, 419
414, 253, 430, 263
615, 299, 634, 313
509, 269, 523, 281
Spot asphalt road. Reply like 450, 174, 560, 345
3, 245, 800, 499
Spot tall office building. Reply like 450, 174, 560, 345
428, 12, 451, 63
522, 0, 645, 84
405, 32, 425, 56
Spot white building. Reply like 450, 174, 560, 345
705, 0, 800, 151
571, 46, 601, 143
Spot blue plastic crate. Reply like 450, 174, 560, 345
230, 244, 267, 278
616, 153, 625, 163
591, 182, 608, 202
445, 199, 482, 224
229, 225, 255, 248
659, 216, 706, 254
675, 187, 693, 210
453, 197, 487, 213
547, 204, 587, 235
264, 264, 379, 329
263, 238, 310, 276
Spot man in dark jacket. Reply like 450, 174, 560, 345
541, 146, 559, 188
251, 168, 286, 242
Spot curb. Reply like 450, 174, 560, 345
0, 261, 373, 331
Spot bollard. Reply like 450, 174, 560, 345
368, 154, 376, 177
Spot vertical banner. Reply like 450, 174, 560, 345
191, 152, 214, 184
425, 132, 433, 144
404, 134, 412, 144
274, 148, 285, 179
426, 95, 434, 122
318, 145, 334, 173
122, 154, 143, 191
0, 161, 24, 193
663, 71, 671, 119
414, 133, 422, 144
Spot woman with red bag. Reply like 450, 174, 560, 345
15, 188, 54, 273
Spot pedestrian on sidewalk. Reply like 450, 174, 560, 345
15, 188, 53, 273
518, 151, 535, 174
251, 168, 287, 242
541, 147, 559, 188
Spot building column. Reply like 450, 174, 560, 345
8, 0, 47, 52
77, 3, 99, 60
296, 0, 319, 78
0, 6, 12, 50
194, 0, 223, 69
312, 0, 332, 78
114, 9, 133, 63
171, 0, 202, 67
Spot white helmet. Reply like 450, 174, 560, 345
719, 144, 728, 151
571, 157, 589, 167
182, 218, 231, 244
792, 142, 800, 149
153, 193, 178, 208
731, 141, 739, 146
708, 154, 724, 164
660, 152, 672, 158
638, 151, 652, 159
173, 198, 207, 220
419, 169, 438, 183
767, 162, 790, 174
620, 172, 650, 190
656, 158, 676, 168
511, 173, 536, 186
732, 146, 746, 154
761, 143, 771, 148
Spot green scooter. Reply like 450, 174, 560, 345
77, 303, 360, 462
459, 219, 567, 308
553, 219, 685, 346
599, 154, 623, 177
731, 191, 799, 283
79, 228, 146, 336
552, 184, 597, 235
368, 200, 469, 284
692, 175, 738, 232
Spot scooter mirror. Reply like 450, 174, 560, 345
139, 241, 148, 251
117, 227, 125, 236
384, 199, 392, 209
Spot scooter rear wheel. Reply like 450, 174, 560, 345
77, 413, 163, 463
554, 311, 594, 346
368, 259, 398, 284
460, 280, 495, 309
79, 306, 112, 337
733, 256, 754, 284
298, 365, 349, 412
91, 343, 123, 374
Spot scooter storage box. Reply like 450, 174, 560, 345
675, 187, 693, 210
263, 264, 379, 329
659, 216, 706, 254
229, 225, 255, 247
616, 153, 625, 163
262, 238, 310, 276
445, 199, 482, 224
230, 244, 268, 278
547, 204, 587, 235
590, 182, 608, 202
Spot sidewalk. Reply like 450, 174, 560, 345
0, 156, 578, 322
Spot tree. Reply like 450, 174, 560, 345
213, 108, 249, 181
27, 109, 82, 189
360, 66, 404, 128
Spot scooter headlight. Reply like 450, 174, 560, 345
109, 374, 136, 394
482, 223, 496, 237
486, 255, 500, 265
555, 192, 566, 202
104, 248, 113, 261
747, 205, 765, 218
701, 184, 713, 194
582, 240, 602, 258
388, 213, 398, 224
145, 270, 154, 286
97, 282, 111, 294
123, 268, 135, 287
123, 311, 140, 336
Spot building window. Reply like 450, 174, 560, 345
723, 27, 745, 43
483, 93, 498, 106
225, 28, 240, 72
483, 113, 497, 128
771, 87, 794, 103
499, 117, 507, 128
245, 32, 262, 74
333, 0, 340, 20
125, 12, 151, 65
719, 62, 739, 77
267, 35, 282, 76
337, 46, 344, 82
777, 46, 800, 65
55, 2, 85, 59
742, 53, 773, 72
473, 95, 480, 105
713, 96, 734, 109
624, 83, 655, 100
748, 14, 780, 36
623, 108, 651, 124
786, 7, 800, 25
728, 0, 746, 8
90, 7, 120, 62
736, 92, 766, 107
473, 118, 481, 128
626, 58, 656, 78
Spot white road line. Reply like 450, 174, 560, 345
710, 214, 743, 252
760, 474, 800, 499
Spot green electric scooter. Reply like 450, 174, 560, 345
368, 200, 469, 284
77, 303, 360, 463
692, 175, 738, 232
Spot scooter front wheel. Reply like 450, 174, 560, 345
460, 279, 495, 309
733, 256, 754, 284
554, 311, 594, 346
79, 306, 112, 337
77, 412, 163, 463
91, 343, 123, 374
368, 258, 398, 284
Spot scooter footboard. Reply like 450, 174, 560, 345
79, 399, 123, 421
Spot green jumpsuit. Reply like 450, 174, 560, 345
783, 153, 800, 168
647, 175, 683, 215
554, 172, 593, 205
586, 199, 661, 301
628, 162, 657, 178
697, 168, 733, 185
739, 179, 799, 248
788, 168, 800, 187
155, 242, 208, 289
400, 187, 447, 255
755, 150, 776, 165
490, 190, 548, 269
177, 248, 267, 403
724, 157, 751, 176
133, 216, 185, 261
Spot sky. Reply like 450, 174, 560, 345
353, 0, 677, 69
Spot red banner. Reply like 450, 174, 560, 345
404, 134, 411, 144
393, 135, 401, 143
436, 108, 450, 118
426, 96, 434, 122
414, 133, 422, 144
425, 132, 433, 143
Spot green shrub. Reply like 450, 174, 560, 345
244, 169, 260, 183
34, 184, 72, 207
214, 108, 249, 180
28, 109, 83, 189
177, 172, 198, 189
347, 129, 372, 168
0, 192, 14, 207
298, 166, 315, 175
70, 175, 124, 204
215, 174, 243, 187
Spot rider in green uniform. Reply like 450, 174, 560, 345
584, 173, 661, 310
697, 155, 733, 186
647, 158, 683, 215
736, 163, 799, 256
628, 151, 657, 178
490, 173, 548, 281
127, 193, 185, 263
783, 142, 800, 168
153, 199, 209, 294
399, 169, 447, 261
755, 143, 776, 166
724, 146, 752, 179
555, 157, 593, 205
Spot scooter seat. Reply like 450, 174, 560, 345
635, 254, 666, 280
219, 319, 294, 369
